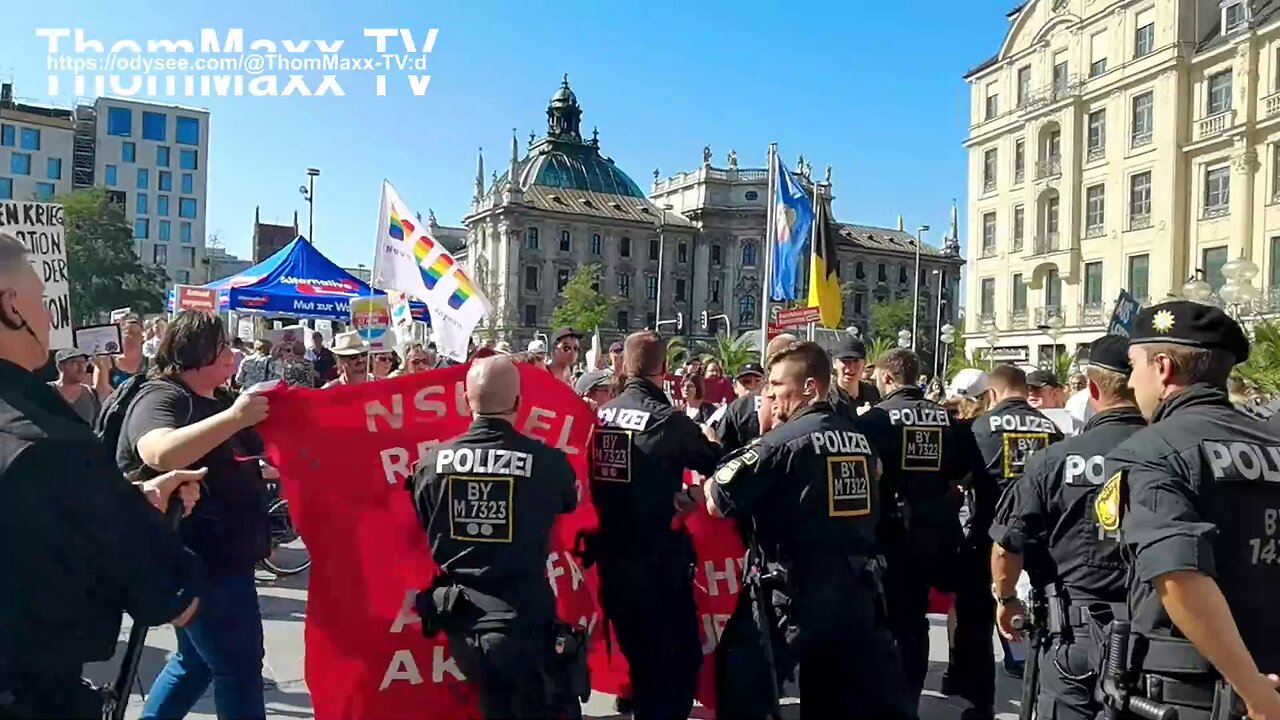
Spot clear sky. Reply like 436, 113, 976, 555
4, 0, 1016, 270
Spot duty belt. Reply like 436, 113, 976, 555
1045, 597, 1126, 636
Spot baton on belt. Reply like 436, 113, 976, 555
1100, 620, 1179, 720
1012, 611, 1042, 720
102, 496, 184, 720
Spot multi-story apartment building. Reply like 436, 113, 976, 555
963, 0, 1280, 366
0, 83, 210, 285
0, 84, 75, 204
88, 97, 211, 285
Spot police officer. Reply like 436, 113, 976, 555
0, 232, 202, 719
858, 348, 976, 704
955, 364, 1064, 716
989, 335, 1145, 720
408, 356, 579, 720
588, 331, 723, 720
1102, 302, 1280, 720
714, 334, 798, 453
831, 336, 881, 417
704, 341, 918, 719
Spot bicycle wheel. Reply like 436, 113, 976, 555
262, 497, 311, 576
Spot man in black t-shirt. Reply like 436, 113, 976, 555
116, 311, 272, 720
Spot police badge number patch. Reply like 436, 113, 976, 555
902, 427, 944, 472
448, 475, 514, 543
712, 448, 760, 486
591, 429, 633, 483
828, 455, 872, 517
1095, 470, 1124, 533
1002, 433, 1049, 480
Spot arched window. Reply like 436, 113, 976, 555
742, 240, 758, 267
738, 295, 756, 327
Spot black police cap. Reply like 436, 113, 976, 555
1129, 300, 1249, 363
832, 336, 867, 361
1086, 334, 1131, 375
1026, 369, 1061, 388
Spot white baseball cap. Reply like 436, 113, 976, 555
527, 339, 547, 353
946, 368, 990, 399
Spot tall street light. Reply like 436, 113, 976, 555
654, 203, 673, 329
911, 225, 930, 350
299, 167, 320, 242
937, 323, 956, 381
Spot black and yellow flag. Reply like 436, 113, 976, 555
807, 198, 842, 328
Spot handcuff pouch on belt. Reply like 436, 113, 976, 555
415, 581, 473, 637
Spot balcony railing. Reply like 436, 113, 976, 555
1034, 305, 1066, 326
1130, 214, 1152, 230
1079, 302, 1106, 326
981, 243, 997, 258
1085, 224, 1105, 239
1035, 157, 1062, 179
1131, 130, 1153, 148
1030, 233, 1065, 256
1197, 109, 1234, 140
1202, 204, 1230, 220
977, 312, 997, 327
1021, 77, 1083, 113
1087, 145, 1105, 162
1266, 92, 1280, 119
1012, 236, 1024, 252
984, 178, 997, 193
1014, 166, 1025, 184
1009, 309, 1029, 329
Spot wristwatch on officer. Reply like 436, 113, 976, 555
991, 583, 1019, 606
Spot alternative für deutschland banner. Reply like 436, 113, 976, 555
807, 197, 842, 328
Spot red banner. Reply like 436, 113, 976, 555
256, 364, 746, 719
174, 284, 218, 313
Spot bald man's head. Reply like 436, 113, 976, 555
466, 356, 521, 417
765, 333, 799, 363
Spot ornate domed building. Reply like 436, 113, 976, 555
463, 76, 695, 342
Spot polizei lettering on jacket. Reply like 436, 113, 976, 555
989, 413, 1058, 434
888, 406, 950, 427
1204, 440, 1280, 482
1064, 454, 1108, 486
436, 448, 534, 477
810, 430, 873, 456
597, 406, 651, 431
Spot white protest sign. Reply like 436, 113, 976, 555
110, 307, 132, 323
0, 202, 72, 348
74, 323, 123, 355
237, 318, 255, 341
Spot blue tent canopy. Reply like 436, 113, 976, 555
170, 236, 428, 322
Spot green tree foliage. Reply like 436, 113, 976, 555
61, 188, 169, 325
868, 297, 914, 343
866, 336, 896, 366
701, 333, 756, 375
666, 336, 689, 368
550, 264, 614, 334
1235, 319, 1280, 395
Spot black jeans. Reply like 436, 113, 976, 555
949, 538, 996, 714
597, 543, 701, 720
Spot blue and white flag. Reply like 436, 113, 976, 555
770, 160, 814, 301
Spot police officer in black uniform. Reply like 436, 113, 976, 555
408, 356, 579, 720
1102, 302, 1280, 720
831, 336, 881, 417
0, 232, 202, 719
714, 334, 799, 453
954, 364, 1064, 716
858, 347, 975, 704
587, 331, 723, 720
989, 335, 1145, 720
704, 341, 918, 720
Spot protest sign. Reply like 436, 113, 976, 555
350, 296, 392, 351
266, 324, 307, 348
256, 364, 746, 718
0, 202, 71, 347
109, 307, 132, 323
174, 284, 218, 314
74, 323, 123, 355
1107, 290, 1142, 337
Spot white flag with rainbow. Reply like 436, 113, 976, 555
373, 180, 491, 361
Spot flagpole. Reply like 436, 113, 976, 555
760, 143, 777, 364
807, 173, 823, 342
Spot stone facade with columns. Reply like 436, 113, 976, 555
963, 0, 1280, 366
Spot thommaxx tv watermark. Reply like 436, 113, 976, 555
36, 27, 438, 98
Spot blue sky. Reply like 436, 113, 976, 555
5, 0, 1015, 269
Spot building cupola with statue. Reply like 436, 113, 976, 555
463, 75, 695, 342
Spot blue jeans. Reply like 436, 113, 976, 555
141, 574, 266, 720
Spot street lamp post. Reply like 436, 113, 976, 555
911, 225, 930, 350
1045, 315, 1065, 370
654, 203, 673, 330
1219, 255, 1261, 319
937, 322, 955, 381
985, 325, 1000, 370
897, 329, 912, 349
1181, 269, 1213, 303
299, 168, 320, 242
